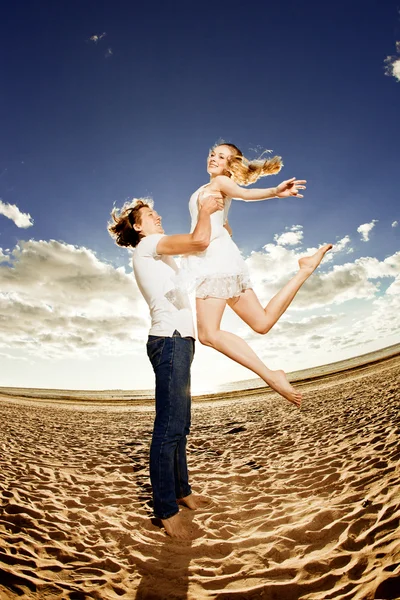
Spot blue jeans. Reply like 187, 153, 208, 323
146, 330, 195, 520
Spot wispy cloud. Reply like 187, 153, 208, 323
89, 32, 106, 43
87, 32, 113, 59
384, 41, 400, 82
0, 200, 34, 228
357, 220, 378, 242
392, 220, 398, 228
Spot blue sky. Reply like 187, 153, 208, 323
0, 0, 399, 391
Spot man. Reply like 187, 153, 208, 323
109, 195, 223, 539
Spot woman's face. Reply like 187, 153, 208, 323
207, 145, 233, 177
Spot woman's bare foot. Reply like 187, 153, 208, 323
264, 369, 302, 407
161, 512, 193, 540
178, 493, 212, 510
298, 244, 333, 273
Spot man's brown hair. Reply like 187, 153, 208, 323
108, 199, 152, 248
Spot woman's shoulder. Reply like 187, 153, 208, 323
208, 175, 233, 191
204, 177, 233, 202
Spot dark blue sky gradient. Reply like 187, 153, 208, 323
1, 0, 399, 263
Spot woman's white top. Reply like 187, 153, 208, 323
177, 184, 251, 299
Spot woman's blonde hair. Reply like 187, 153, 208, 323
108, 198, 153, 248
212, 141, 283, 186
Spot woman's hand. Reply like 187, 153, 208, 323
275, 178, 307, 198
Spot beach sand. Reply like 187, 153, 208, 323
0, 354, 399, 600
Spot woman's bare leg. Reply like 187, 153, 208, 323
228, 244, 333, 334
196, 297, 302, 407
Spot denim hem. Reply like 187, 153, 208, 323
176, 490, 192, 500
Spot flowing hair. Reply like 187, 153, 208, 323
108, 198, 153, 248
212, 141, 283, 186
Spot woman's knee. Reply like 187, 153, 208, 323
197, 328, 217, 347
252, 319, 273, 335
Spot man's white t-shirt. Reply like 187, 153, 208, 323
132, 234, 195, 338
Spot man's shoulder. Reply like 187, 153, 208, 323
134, 233, 166, 259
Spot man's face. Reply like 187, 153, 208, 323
136, 206, 164, 236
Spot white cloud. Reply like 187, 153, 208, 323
0, 351, 29, 362
1, 225, 400, 390
322, 235, 354, 262
332, 235, 352, 253
357, 220, 378, 242
246, 235, 400, 311
392, 221, 398, 228
274, 225, 303, 246
0, 249, 10, 263
242, 258, 400, 371
0, 200, 33, 228
384, 42, 400, 82
357, 286, 400, 342
0, 240, 149, 359
392, 60, 400, 81
271, 314, 339, 336
239, 312, 342, 348
286, 262, 378, 309
105, 48, 113, 58
89, 32, 106, 43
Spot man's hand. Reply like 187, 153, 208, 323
199, 195, 224, 214
155, 196, 223, 256
276, 178, 307, 198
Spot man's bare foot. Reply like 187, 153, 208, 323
161, 512, 193, 540
265, 369, 302, 407
298, 244, 333, 273
178, 493, 212, 510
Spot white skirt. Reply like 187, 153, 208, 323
176, 229, 252, 299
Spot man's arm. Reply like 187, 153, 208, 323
156, 196, 223, 256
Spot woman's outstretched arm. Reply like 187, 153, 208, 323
213, 175, 306, 202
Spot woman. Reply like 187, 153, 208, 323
179, 142, 332, 407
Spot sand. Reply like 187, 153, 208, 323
0, 354, 399, 600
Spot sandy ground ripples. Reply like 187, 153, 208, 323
0, 355, 399, 600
